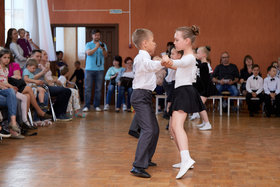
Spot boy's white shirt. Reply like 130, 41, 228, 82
263, 75, 280, 94
132, 50, 162, 91
246, 75, 263, 94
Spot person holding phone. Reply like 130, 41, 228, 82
83, 29, 108, 112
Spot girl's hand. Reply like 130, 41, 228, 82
12, 86, 18, 92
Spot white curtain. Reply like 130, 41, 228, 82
24, 0, 56, 61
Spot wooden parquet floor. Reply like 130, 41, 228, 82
0, 111, 280, 187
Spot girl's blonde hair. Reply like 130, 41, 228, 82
176, 25, 200, 43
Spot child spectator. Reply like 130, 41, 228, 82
23, 59, 46, 108
58, 66, 84, 118
69, 61, 85, 102
245, 64, 264, 116
263, 65, 280, 117
17, 28, 32, 58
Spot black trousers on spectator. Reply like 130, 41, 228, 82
131, 89, 159, 169
246, 93, 264, 113
264, 94, 280, 115
76, 81, 84, 102
47, 86, 71, 117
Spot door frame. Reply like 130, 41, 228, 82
51, 23, 119, 55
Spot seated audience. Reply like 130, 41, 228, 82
263, 65, 280, 117
31, 50, 72, 121
212, 52, 239, 96
25, 31, 40, 50
104, 55, 124, 111
116, 57, 134, 112
5, 28, 27, 68
69, 61, 85, 102
56, 51, 67, 77
245, 64, 264, 117
17, 28, 32, 58
58, 66, 84, 117
240, 55, 254, 95
23, 59, 46, 108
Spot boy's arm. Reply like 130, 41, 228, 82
263, 79, 270, 94
276, 78, 280, 95
246, 78, 252, 93
24, 75, 42, 85
142, 59, 162, 72
256, 78, 263, 95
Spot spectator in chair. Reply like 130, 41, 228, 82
212, 52, 239, 96
240, 55, 254, 95
5, 28, 27, 69
31, 50, 72, 121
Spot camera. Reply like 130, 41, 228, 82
100, 43, 104, 48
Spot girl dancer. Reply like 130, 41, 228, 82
192, 46, 217, 130
162, 25, 205, 179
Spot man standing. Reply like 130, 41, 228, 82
83, 29, 108, 112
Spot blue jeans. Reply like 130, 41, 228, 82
117, 86, 132, 109
0, 88, 17, 118
106, 84, 116, 105
84, 70, 104, 108
216, 84, 239, 96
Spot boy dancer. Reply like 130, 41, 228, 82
130, 28, 164, 178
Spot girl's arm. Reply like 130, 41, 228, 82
105, 67, 114, 80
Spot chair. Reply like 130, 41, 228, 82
104, 81, 118, 109
155, 94, 167, 114
227, 96, 246, 116
42, 85, 56, 121
207, 96, 223, 116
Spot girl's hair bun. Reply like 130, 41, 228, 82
205, 46, 211, 52
191, 25, 200, 36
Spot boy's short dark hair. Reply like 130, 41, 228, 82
132, 28, 153, 49
31, 49, 42, 55
267, 65, 276, 72
252, 64, 260, 69
56, 51, 63, 56
114, 55, 123, 67
74, 61, 81, 65
26, 58, 38, 67
92, 29, 101, 35
60, 66, 69, 75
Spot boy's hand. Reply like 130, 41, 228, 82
153, 56, 162, 61
270, 93, 276, 99
36, 80, 44, 85
162, 55, 169, 63
252, 92, 257, 97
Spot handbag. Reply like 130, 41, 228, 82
8, 77, 26, 93
120, 77, 133, 88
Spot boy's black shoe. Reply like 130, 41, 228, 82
130, 167, 151, 178
128, 130, 139, 139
